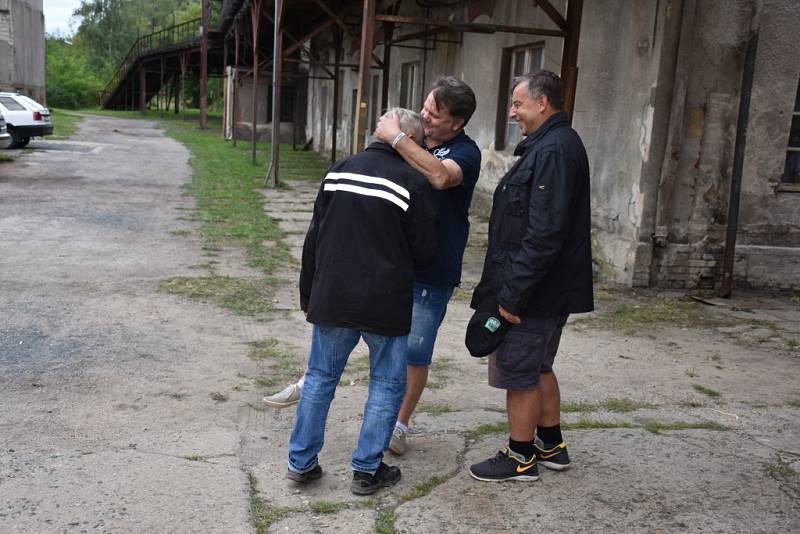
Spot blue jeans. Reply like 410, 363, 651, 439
406, 282, 455, 366
288, 325, 407, 475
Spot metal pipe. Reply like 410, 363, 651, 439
720, 32, 759, 298
332, 27, 341, 164
267, 0, 284, 187
352, 0, 376, 154
199, 0, 209, 129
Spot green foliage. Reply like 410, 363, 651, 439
46, 37, 105, 108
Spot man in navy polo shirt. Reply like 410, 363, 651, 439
375, 76, 481, 454
264, 77, 481, 457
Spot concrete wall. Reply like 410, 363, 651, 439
0, 0, 45, 101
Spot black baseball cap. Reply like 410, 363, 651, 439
465, 310, 513, 358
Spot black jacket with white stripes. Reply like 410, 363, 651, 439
300, 142, 438, 337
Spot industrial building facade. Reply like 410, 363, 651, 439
295, 0, 799, 291
0, 0, 45, 102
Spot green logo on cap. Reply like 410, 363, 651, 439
484, 317, 501, 333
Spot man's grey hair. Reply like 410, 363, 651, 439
380, 107, 424, 145
513, 69, 564, 110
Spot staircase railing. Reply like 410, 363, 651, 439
101, 17, 202, 105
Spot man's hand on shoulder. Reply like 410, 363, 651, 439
375, 112, 401, 145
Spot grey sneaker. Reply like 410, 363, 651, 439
388, 425, 407, 455
263, 382, 301, 408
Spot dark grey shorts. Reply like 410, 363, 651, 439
488, 315, 569, 390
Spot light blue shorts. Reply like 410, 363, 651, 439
406, 282, 455, 367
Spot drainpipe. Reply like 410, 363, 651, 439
720, 32, 759, 298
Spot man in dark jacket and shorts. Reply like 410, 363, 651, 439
287, 108, 437, 495
468, 70, 594, 482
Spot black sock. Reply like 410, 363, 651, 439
536, 424, 563, 447
508, 438, 534, 460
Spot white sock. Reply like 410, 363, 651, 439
297, 376, 305, 389
395, 421, 408, 433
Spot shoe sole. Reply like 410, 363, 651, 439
538, 461, 570, 471
387, 443, 406, 455
287, 469, 322, 483
263, 398, 299, 408
469, 470, 539, 482
351, 474, 401, 495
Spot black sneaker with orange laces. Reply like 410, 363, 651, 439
469, 448, 539, 482
534, 440, 571, 471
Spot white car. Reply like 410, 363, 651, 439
0, 113, 9, 143
0, 92, 53, 148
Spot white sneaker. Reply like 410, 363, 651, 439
388, 426, 407, 455
262, 383, 301, 408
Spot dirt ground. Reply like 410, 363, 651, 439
1, 116, 798, 533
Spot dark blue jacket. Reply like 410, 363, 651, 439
471, 111, 594, 318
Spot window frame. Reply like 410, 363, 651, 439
399, 62, 419, 111
494, 41, 545, 151
778, 77, 800, 192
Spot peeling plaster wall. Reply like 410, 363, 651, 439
650, 0, 800, 290
572, 1, 664, 285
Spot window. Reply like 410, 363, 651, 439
0, 96, 26, 111
781, 78, 800, 184
495, 43, 545, 150
400, 62, 418, 110
369, 74, 381, 133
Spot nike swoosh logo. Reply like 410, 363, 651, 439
539, 451, 561, 460
516, 463, 535, 473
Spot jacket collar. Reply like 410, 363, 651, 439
513, 111, 569, 156
366, 141, 405, 158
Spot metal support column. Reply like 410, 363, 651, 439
199, 0, 210, 129
251, 0, 263, 163
180, 52, 188, 121
233, 24, 240, 145
139, 64, 146, 114
160, 57, 165, 117
352, 0, 376, 154
267, 0, 284, 186
560, 0, 583, 124
331, 28, 341, 164
381, 22, 393, 114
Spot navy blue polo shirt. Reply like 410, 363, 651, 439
414, 130, 481, 287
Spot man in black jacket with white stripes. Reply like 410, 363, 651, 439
287, 108, 437, 495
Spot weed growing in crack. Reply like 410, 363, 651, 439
692, 384, 721, 398
375, 511, 398, 534
416, 402, 457, 416
400, 475, 449, 502
247, 472, 300, 534
642, 420, 729, 434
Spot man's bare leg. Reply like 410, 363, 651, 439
538, 373, 560, 427
507, 388, 540, 442
396, 365, 428, 427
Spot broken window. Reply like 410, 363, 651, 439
781, 78, 800, 184
494, 43, 544, 150
400, 62, 418, 110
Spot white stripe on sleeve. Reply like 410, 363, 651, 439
325, 171, 410, 199
323, 183, 409, 211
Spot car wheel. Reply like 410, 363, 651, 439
6, 128, 20, 149
18, 137, 30, 148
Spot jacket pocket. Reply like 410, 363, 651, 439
500, 172, 532, 245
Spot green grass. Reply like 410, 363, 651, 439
426, 357, 455, 389
642, 420, 729, 434
248, 338, 301, 385
247, 472, 299, 534
182, 454, 206, 462
0, 153, 13, 163
561, 419, 638, 431
416, 402, 457, 416
310, 499, 378, 514
49, 109, 82, 139
692, 384, 721, 398
375, 511, 398, 534
158, 275, 280, 317
561, 398, 656, 413
786, 399, 800, 408
572, 296, 731, 335
401, 475, 449, 502
766, 463, 796, 477
464, 421, 509, 441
